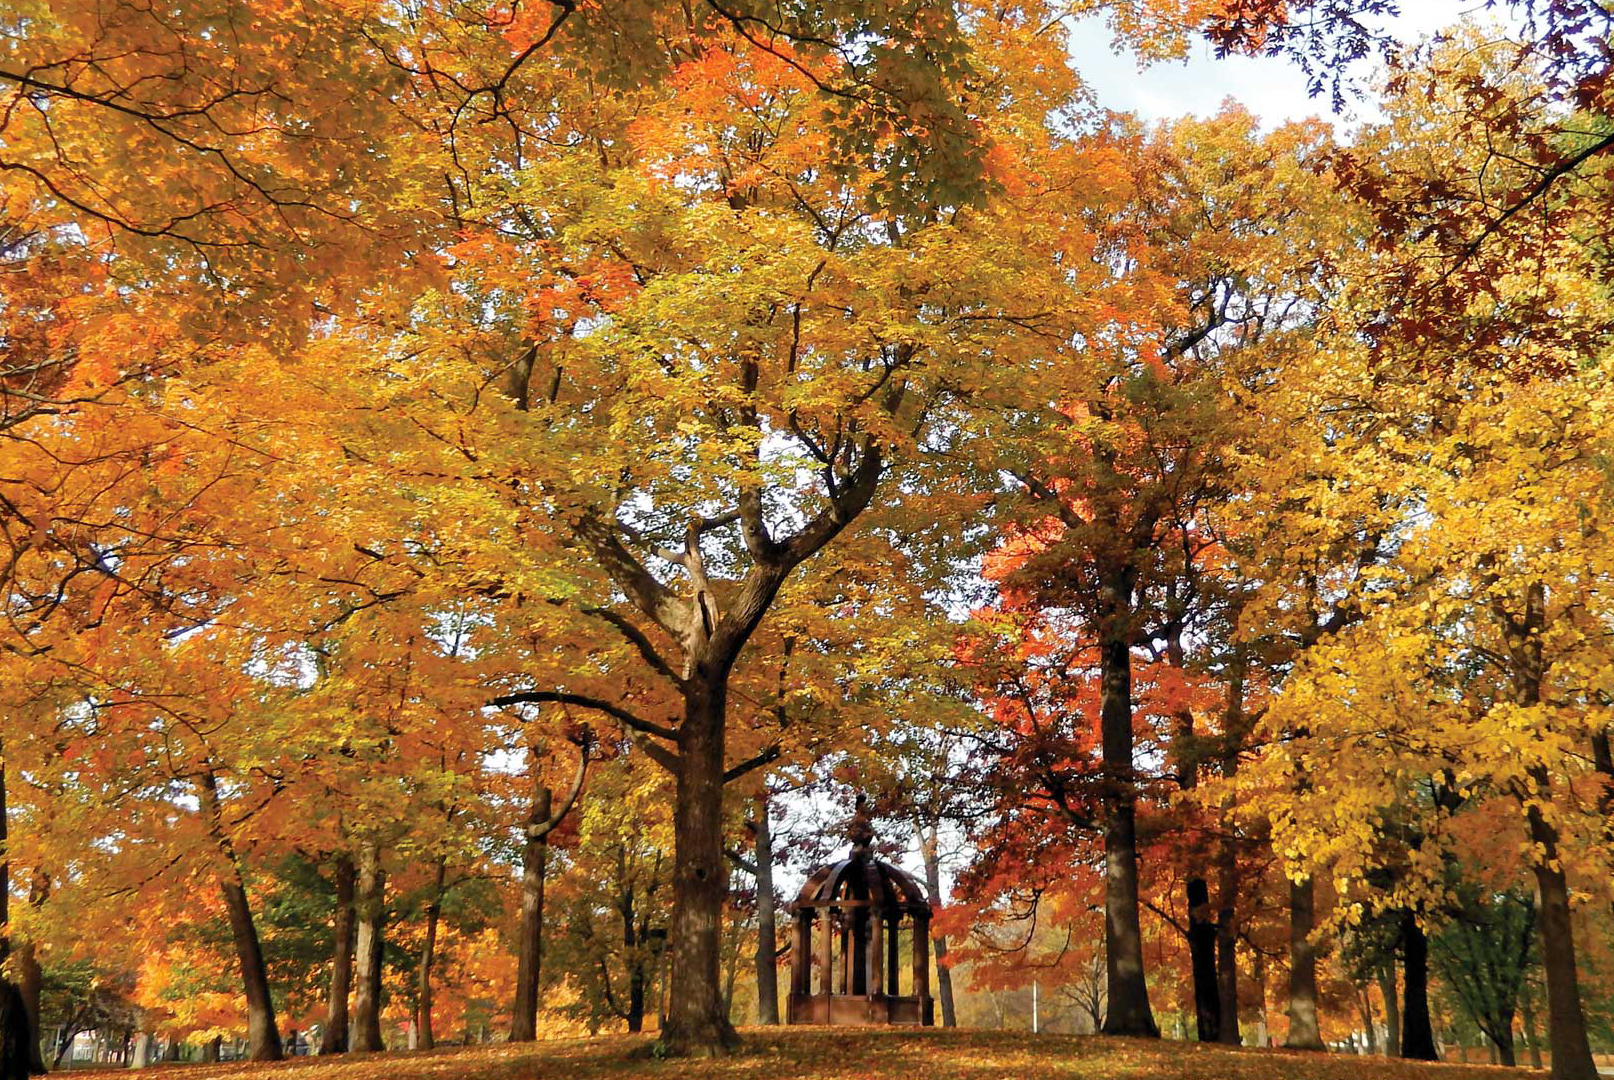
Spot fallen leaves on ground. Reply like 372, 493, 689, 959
74, 1028, 1539, 1080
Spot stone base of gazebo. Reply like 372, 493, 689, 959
786, 992, 934, 1026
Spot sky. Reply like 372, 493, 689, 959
1067, 1, 1505, 127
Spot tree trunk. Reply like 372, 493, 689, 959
1523, 985, 1543, 1070
1400, 911, 1437, 1060
0, 738, 42, 1080
1491, 1015, 1516, 1067
751, 795, 780, 1025
615, 855, 649, 1035
418, 860, 446, 1050
1214, 880, 1240, 1046
722, 898, 742, 1023
198, 771, 282, 1062
1253, 942, 1268, 1046
1504, 584, 1596, 1080
1530, 839, 1597, 1080
510, 784, 551, 1042
1097, 601, 1158, 1037
13, 940, 41, 1076
351, 844, 387, 1053
917, 820, 957, 1027
320, 855, 356, 1054
1214, 656, 1245, 1046
660, 676, 742, 1055
1377, 961, 1399, 1056
1187, 878, 1220, 1042
1359, 985, 1378, 1054
1283, 876, 1324, 1050
1594, 729, 1613, 925
626, 904, 648, 1035
218, 877, 283, 1061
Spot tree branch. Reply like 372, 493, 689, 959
529, 741, 589, 840
723, 744, 782, 785
491, 690, 678, 742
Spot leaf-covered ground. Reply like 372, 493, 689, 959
76, 1028, 1544, 1079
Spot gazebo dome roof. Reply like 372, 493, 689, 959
792, 852, 929, 913
791, 803, 930, 914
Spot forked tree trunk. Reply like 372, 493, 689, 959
917, 820, 957, 1027
510, 785, 551, 1042
320, 855, 356, 1054
751, 796, 780, 1025
351, 845, 387, 1053
660, 676, 741, 1055
1400, 911, 1437, 1060
1283, 876, 1323, 1050
417, 860, 446, 1050
198, 771, 282, 1062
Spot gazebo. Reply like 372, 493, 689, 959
786, 805, 935, 1026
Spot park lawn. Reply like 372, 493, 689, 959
80, 1028, 1537, 1080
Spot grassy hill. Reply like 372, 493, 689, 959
75, 1028, 1543, 1079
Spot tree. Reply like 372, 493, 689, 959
1229, 33, 1614, 1080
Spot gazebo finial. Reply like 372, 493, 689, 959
847, 793, 875, 857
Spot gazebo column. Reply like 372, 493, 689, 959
852, 908, 868, 994
845, 910, 858, 987
868, 909, 884, 996
792, 912, 812, 998
913, 913, 931, 1002
887, 914, 900, 995
819, 907, 834, 998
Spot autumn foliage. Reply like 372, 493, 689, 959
2, 0, 1613, 1077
